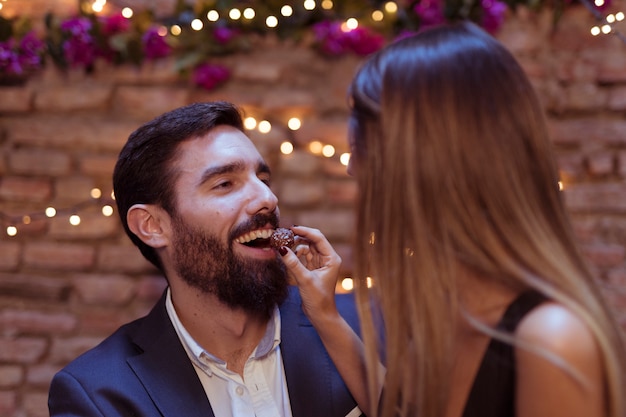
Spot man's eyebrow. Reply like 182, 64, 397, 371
198, 159, 271, 184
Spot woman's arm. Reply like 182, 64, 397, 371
278, 225, 372, 416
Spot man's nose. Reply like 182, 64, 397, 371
248, 177, 278, 214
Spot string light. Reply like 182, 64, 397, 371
229, 8, 242, 20
372, 10, 384, 21
340, 152, 351, 166
170, 25, 182, 36
287, 117, 301, 130
322, 144, 335, 157
191, 19, 203, 31
207, 10, 219, 21
304, 0, 316, 11
321, 0, 334, 10
384, 1, 398, 13
243, 8, 255, 19
121, 7, 133, 18
280, 141, 294, 154
244, 116, 258, 130
281, 5, 293, 17
266, 15, 278, 28
258, 120, 272, 133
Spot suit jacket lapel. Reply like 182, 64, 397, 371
280, 286, 335, 417
128, 291, 216, 417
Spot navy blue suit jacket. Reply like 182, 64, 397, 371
48, 286, 362, 417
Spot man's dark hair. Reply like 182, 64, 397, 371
112, 101, 245, 270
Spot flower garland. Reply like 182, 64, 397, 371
0, 0, 615, 89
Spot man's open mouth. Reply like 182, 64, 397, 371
234, 229, 273, 248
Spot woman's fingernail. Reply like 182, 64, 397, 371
279, 247, 288, 256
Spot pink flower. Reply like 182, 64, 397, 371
313, 21, 385, 57
100, 12, 131, 36
142, 27, 171, 60
213, 27, 240, 45
481, 0, 508, 33
60, 17, 97, 68
193, 63, 230, 90
413, 0, 446, 28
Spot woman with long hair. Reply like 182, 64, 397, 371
281, 21, 626, 417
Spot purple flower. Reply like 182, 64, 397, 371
142, 27, 171, 60
213, 27, 239, 45
313, 21, 385, 56
481, 0, 508, 33
343, 27, 385, 56
413, 0, 446, 28
60, 17, 97, 68
100, 12, 131, 36
192, 62, 230, 90
0, 32, 45, 75
18, 32, 45, 71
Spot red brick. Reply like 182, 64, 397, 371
563, 183, 626, 212
26, 364, 60, 388
48, 210, 119, 239
0, 273, 70, 301
135, 275, 167, 301
34, 83, 112, 112
53, 177, 96, 203
586, 152, 614, 177
23, 242, 95, 271
72, 274, 136, 306
0, 366, 23, 388
97, 244, 156, 273
49, 336, 104, 365
0, 309, 77, 336
0, 390, 17, 417
0, 242, 20, 271
112, 86, 189, 120
0, 177, 52, 203
78, 154, 118, 177
22, 391, 49, 417
0, 337, 46, 363
8, 148, 71, 176
0, 86, 34, 112
581, 242, 626, 268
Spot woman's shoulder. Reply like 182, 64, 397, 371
515, 301, 599, 360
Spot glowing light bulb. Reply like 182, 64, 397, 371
607, 14, 616, 23
258, 120, 272, 133
45, 207, 57, 217
191, 19, 203, 31
69, 215, 81, 226
595, 0, 605, 7
281, 5, 293, 16
207, 10, 219, 21
322, 144, 335, 157
244, 117, 257, 130
591, 26, 601, 36
157, 26, 168, 36
384, 1, 398, 13
308, 140, 323, 154
616, 12, 625, 21
90, 188, 102, 199
229, 8, 242, 20
321, 0, 333, 10
121, 7, 133, 18
372, 10, 384, 21
280, 141, 294, 154
6, 226, 17, 236
602, 24, 612, 34
304, 0, 316, 11
287, 117, 301, 130
340, 152, 350, 166
345, 18, 358, 30
341, 278, 354, 291
171, 25, 182, 36
243, 8, 255, 19
22, 215, 31, 225
102, 205, 114, 216
266, 16, 278, 27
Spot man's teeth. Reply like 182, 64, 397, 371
235, 229, 273, 244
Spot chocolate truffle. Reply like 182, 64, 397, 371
270, 228, 295, 249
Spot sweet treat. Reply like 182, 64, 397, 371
270, 227, 295, 249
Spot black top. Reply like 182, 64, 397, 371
462, 291, 547, 417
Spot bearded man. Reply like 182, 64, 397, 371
48, 101, 363, 417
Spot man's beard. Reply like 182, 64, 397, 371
170, 212, 289, 319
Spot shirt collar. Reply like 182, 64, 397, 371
165, 288, 282, 366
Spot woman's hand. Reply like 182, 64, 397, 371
278, 225, 341, 325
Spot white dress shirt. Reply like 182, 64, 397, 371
166, 289, 293, 417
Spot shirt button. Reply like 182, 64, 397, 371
235, 386, 244, 396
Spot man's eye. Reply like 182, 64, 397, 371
215, 181, 232, 189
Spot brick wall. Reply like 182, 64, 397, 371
1, 3, 626, 416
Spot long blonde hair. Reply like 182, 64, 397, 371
349, 21, 626, 417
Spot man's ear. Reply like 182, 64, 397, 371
127, 204, 170, 248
